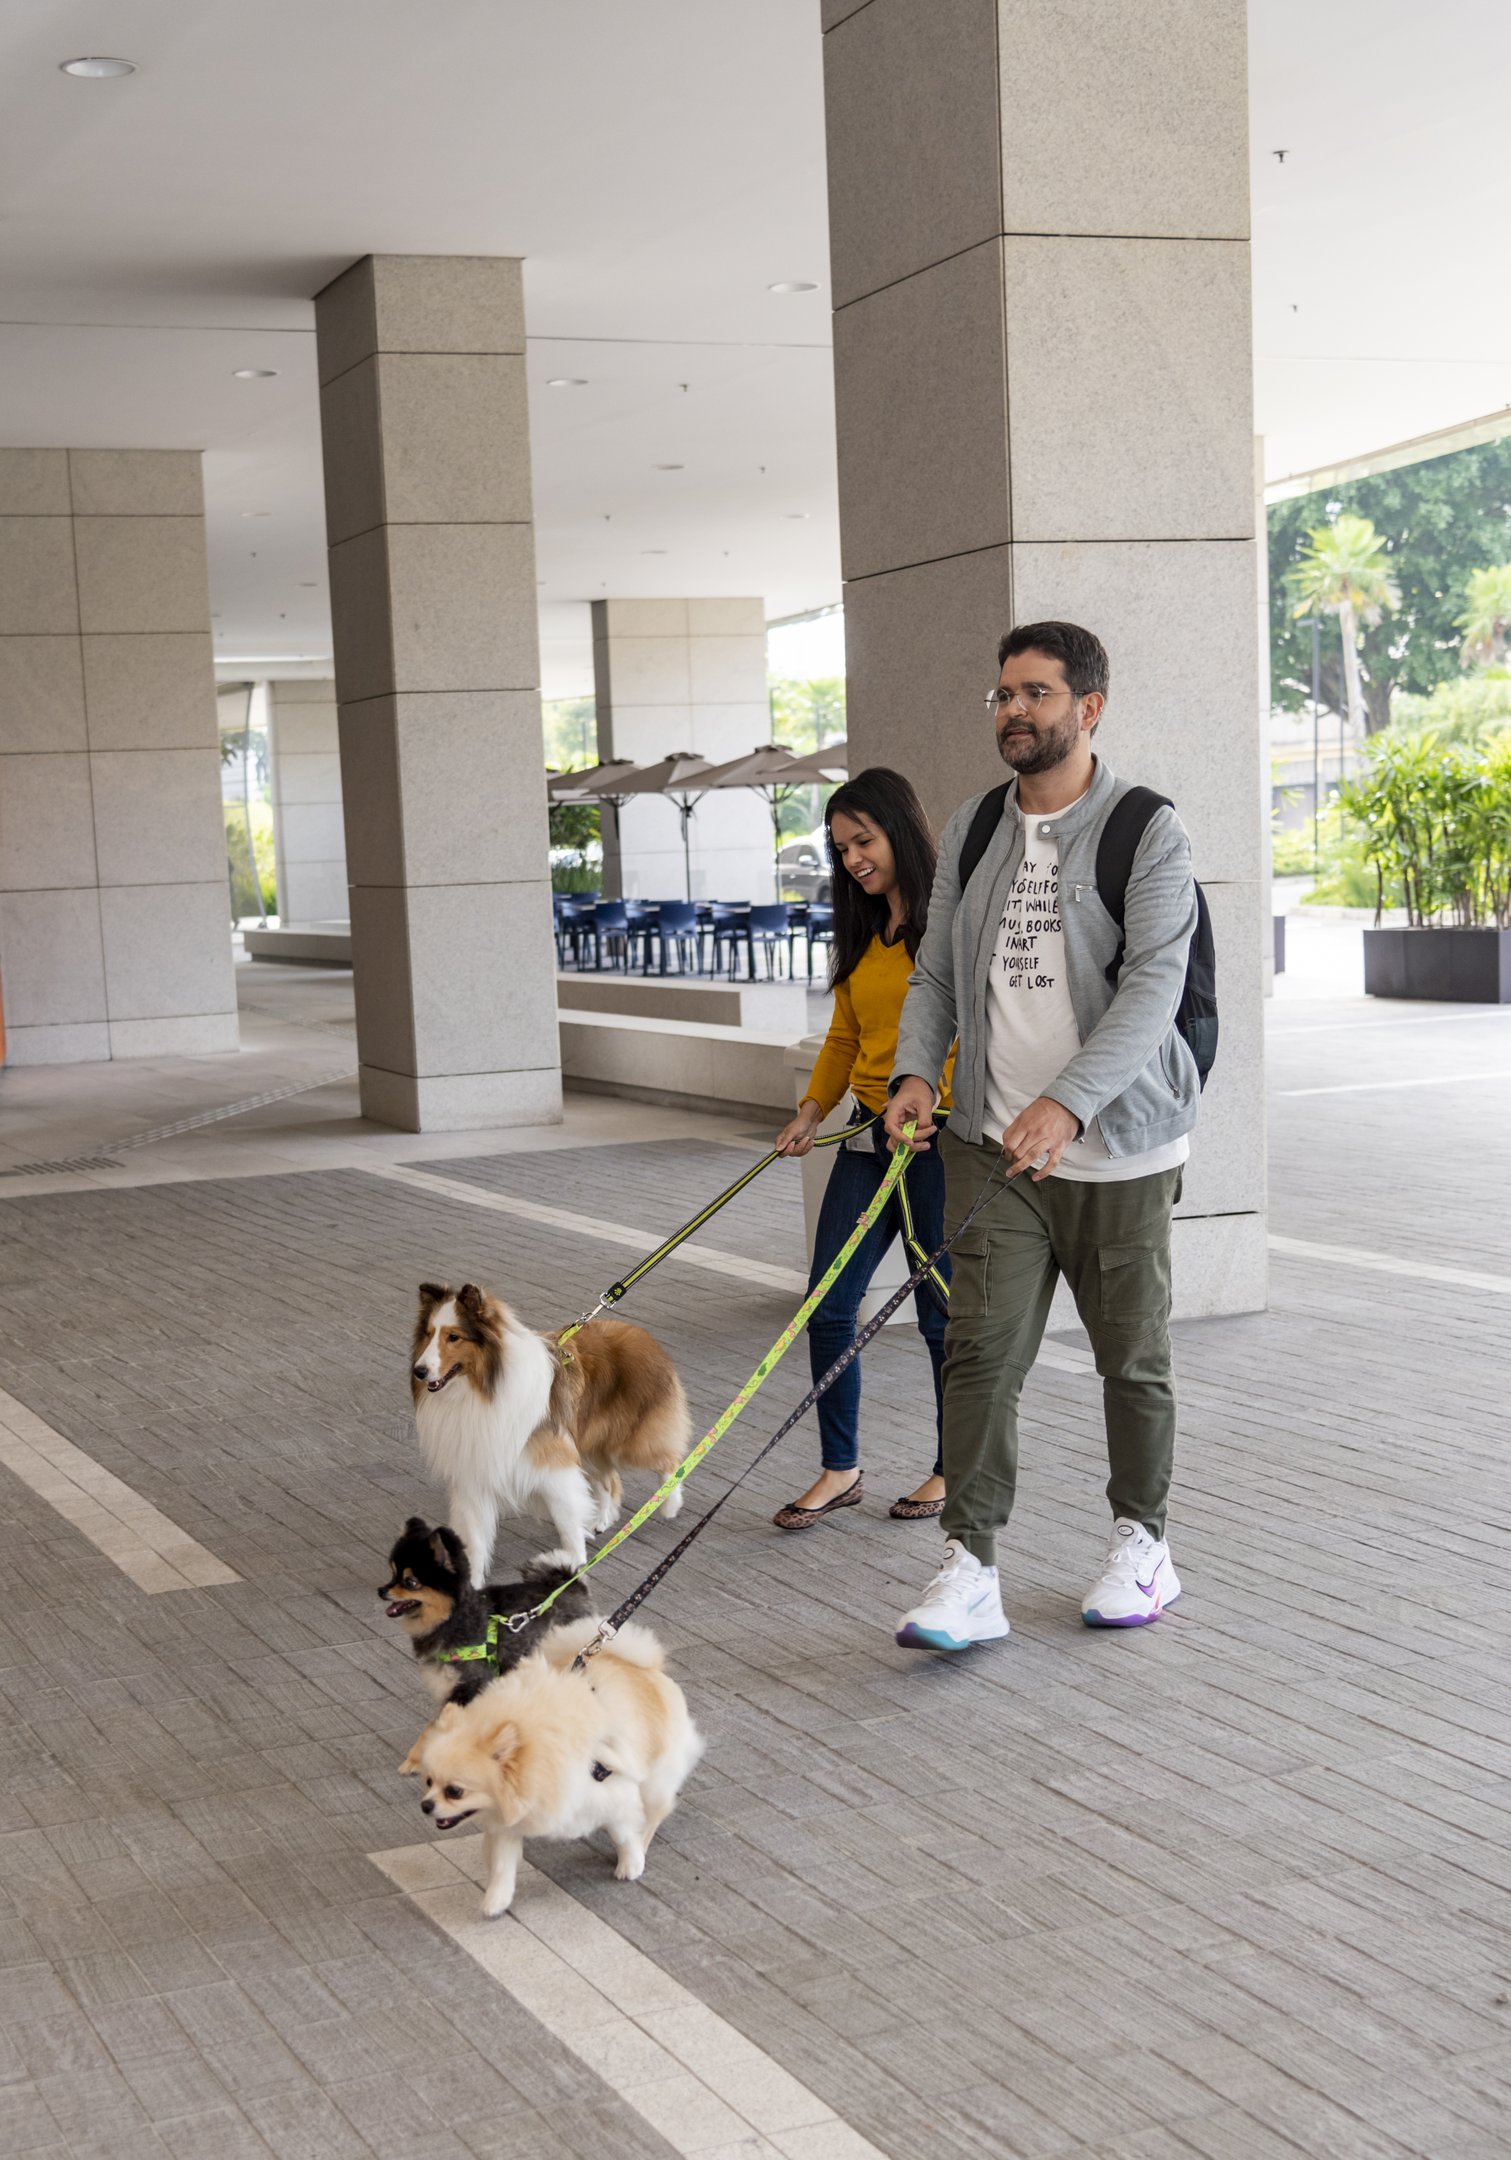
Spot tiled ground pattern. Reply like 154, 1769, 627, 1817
0, 1002, 1508, 2157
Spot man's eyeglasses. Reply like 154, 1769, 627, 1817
983, 684, 1073, 716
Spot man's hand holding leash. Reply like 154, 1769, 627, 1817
1000, 1095, 1079, 1182
884, 1077, 938, 1152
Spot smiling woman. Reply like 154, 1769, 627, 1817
769, 766, 958, 1531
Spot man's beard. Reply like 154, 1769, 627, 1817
996, 706, 1082, 775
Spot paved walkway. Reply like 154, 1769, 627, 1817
0, 937, 1508, 2159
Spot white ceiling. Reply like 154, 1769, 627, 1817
2, 1, 1506, 696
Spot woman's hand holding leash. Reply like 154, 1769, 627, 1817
884, 1077, 937, 1153
774, 1101, 823, 1157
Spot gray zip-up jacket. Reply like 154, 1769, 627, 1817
892, 758, 1201, 1157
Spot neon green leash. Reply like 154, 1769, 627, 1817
555, 1114, 893, 1352
530, 1124, 919, 1618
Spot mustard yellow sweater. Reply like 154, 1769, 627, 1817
804, 932, 956, 1118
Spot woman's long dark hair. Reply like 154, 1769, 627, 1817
823, 765, 938, 989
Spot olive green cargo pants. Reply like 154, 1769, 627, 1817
937, 1125, 1181, 1567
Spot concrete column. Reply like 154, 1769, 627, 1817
0, 448, 236, 1065
315, 255, 560, 1131
591, 598, 776, 901
267, 679, 347, 925
822, 0, 1265, 1316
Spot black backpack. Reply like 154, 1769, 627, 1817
958, 782, 1217, 1088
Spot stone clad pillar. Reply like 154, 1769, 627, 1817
267, 679, 347, 925
0, 448, 235, 1064
822, 0, 1266, 1315
591, 598, 776, 902
314, 256, 560, 1131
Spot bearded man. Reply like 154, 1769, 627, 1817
883, 621, 1203, 1651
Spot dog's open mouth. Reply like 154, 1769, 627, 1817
432, 1808, 476, 1832
384, 1597, 420, 1619
425, 1364, 461, 1394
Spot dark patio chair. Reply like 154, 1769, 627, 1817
804, 902, 834, 982
589, 900, 630, 971
703, 902, 748, 978
642, 901, 700, 976
744, 902, 794, 981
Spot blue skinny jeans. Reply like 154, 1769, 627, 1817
804, 1127, 950, 1475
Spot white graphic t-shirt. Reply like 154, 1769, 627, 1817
981, 799, 1189, 1184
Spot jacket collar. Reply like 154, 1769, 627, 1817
1002, 756, 1116, 845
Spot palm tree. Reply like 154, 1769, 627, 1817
1456, 564, 1511, 668
1287, 513, 1401, 738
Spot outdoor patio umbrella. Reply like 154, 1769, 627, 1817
693, 741, 848, 884
547, 758, 643, 879
603, 750, 717, 900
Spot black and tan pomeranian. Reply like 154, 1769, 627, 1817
379, 1517, 591, 1768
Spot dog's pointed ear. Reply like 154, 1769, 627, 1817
418, 1281, 448, 1307
435, 1701, 462, 1731
489, 1721, 519, 1765
457, 1283, 485, 1316
430, 1527, 465, 1573
404, 1515, 429, 1538
431, 1520, 466, 1572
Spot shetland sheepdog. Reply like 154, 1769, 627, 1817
410, 1282, 691, 1586
416, 1615, 704, 1917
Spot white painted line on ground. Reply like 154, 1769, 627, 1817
1268, 1234, 1511, 1297
367, 1160, 810, 1292
1273, 1007, 1511, 1037
0, 1386, 240, 1593
371, 1839, 888, 2160
1276, 1069, 1511, 1098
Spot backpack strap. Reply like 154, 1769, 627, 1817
1094, 785, 1172, 929
957, 782, 1012, 891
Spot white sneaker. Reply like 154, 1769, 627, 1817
896, 1539, 1011, 1651
1081, 1518, 1181, 1627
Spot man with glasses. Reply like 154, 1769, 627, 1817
883, 621, 1200, 1650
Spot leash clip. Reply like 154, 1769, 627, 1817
571, 1619, 618, 1672
504, 1610, 535, 1635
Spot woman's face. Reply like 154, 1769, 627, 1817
829, 808, 897, 900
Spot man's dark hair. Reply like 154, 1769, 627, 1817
997, 620, 1110, 701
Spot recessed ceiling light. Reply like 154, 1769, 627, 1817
546, 377, 588, 388
640, 549, 668, 556
784, 512, 810, 521
298, 581, 319, 588
232, 367, 278, 379
60, 55, 136, 78
768, 280, 817, 294
654, 463, 684, 471
240, 511, 271, 519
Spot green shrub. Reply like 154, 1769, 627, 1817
1342, 727, 1511, 927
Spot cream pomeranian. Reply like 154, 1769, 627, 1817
414, 1616, 703, 1917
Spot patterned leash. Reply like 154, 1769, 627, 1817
568, 1150, 1011, 1665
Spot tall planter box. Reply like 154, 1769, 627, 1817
1363, 926, 1511, 1003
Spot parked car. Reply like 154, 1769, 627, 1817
777, 829, 832, 903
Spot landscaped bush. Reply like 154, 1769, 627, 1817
1343, 728, 1511, 928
